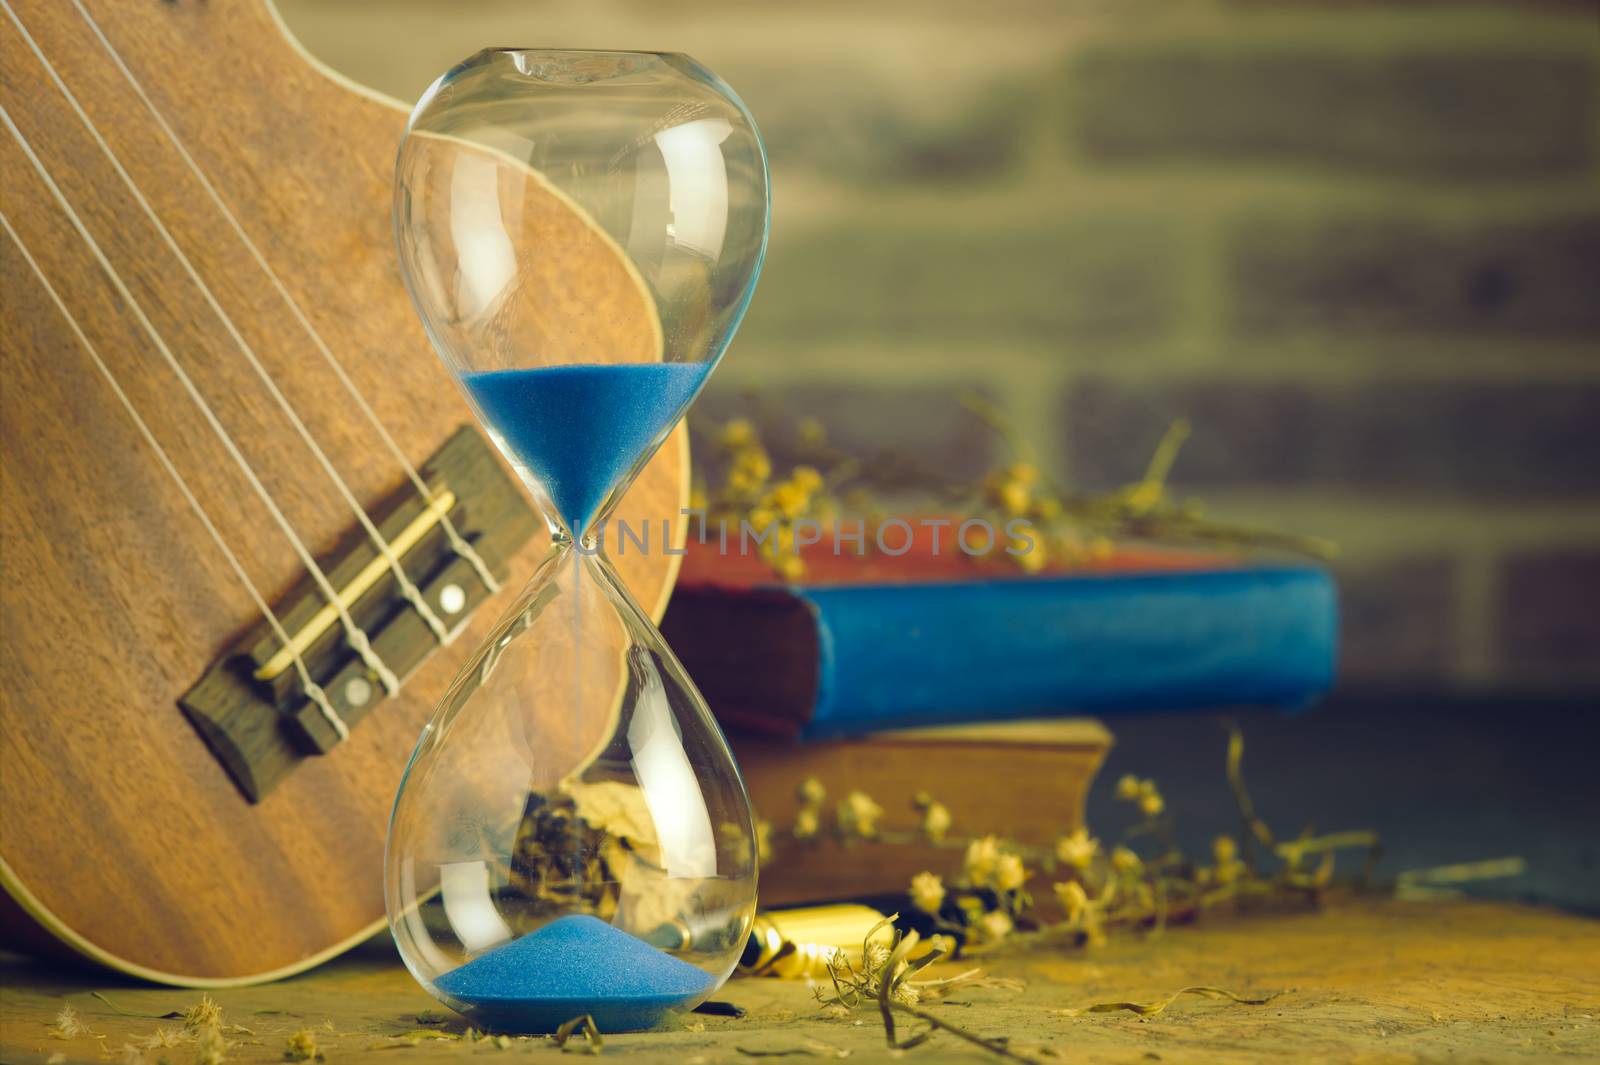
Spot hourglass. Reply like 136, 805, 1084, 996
385, 49, 768, 1033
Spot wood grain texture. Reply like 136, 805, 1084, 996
0, 0, 686, 982
2, 899, 1597, 1062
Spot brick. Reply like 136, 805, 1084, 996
699, 382, 998, 482
1069, 46, 1595, 178
1336, 556, 1460, 684
733, 68, 1029, 184
740, 217, 1176, 347
1496, 548, 1600, 674
1231, 214, 1600, 339
1226, 0, 1597, 11
1061, 377, 1600, 495
877, 86, 1031, 182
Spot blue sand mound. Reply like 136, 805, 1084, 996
432, 914, 716, 1034
464, 362, 710, 538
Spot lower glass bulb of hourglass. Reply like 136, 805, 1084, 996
384, 544, 758, 1034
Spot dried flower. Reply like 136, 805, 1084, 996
182, 994, 224, 1031
1115, 774, 1141, 801
921, 801, 952, 843
1054, 828, 1100, 868
718, 418, 757, 450
747, 504, 778, 533
998, 481, 1030, 516
796, 418, 826, 449
770, 480, 811, 520
117, 1044, 146, 1065
962, 835, 1003, 885
1054, 880, 1090, 924
737, 448, 772, 481
971, 909, 1013, 945
768, 550, 805, 582
143, 1028, 187, 1050
1212, 859, 1243, 886
196, 1025, 227, 1065
792, 465, 824, 493
48, 1005, 87, 1040
993, 852, 1030, 893
984, 463, 1040, 518
909, 872, 946, 914
700, 402, 1336, 586
837, 790, 884, 839
1211, 835, 1245, 885
1011, 538, 1047, 573
1111, 846, 1143, 876
861, 937, 891, 979
962, 835, 1029, 894
726, 446, 772, 497
793, 806, 821, 840
284, 1029, 322, 1061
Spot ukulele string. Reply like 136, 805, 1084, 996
68, 0, 502, 600
0, 211, 348, 742
0, 101, 398, 701
4, 2, 447, 667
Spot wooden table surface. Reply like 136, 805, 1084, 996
3, 898, 1597, 1064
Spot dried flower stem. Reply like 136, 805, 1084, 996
885, 1000, 1044, 1064
874, 929, 1043, 1065
89, 993, 172, 1020
1225, 724, 1275, 872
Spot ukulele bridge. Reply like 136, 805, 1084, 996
180, 425, 538, 802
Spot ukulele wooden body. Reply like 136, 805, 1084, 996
0, 0, 687, 984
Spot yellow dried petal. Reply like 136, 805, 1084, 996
909, 872, 946, 914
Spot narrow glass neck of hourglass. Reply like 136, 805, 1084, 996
537, 480, 623, 551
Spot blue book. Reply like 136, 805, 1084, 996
661, 545, 1337, 741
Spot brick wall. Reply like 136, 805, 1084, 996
285, 0, 1600, 696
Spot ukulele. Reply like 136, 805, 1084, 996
0, 0, 687, 985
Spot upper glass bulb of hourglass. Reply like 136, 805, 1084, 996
393, 48, 769, 540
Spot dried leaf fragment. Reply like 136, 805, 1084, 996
48, 1004, 90, 1039
284, 1028, 323, 1061
554, 1014, 603, 1055
735, 1040, 851, 1058
196, 1024, 228, 1065
1059, 985, 1283, 1018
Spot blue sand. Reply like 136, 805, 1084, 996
432, 914, 715, 1034
464, 363, 710, 537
